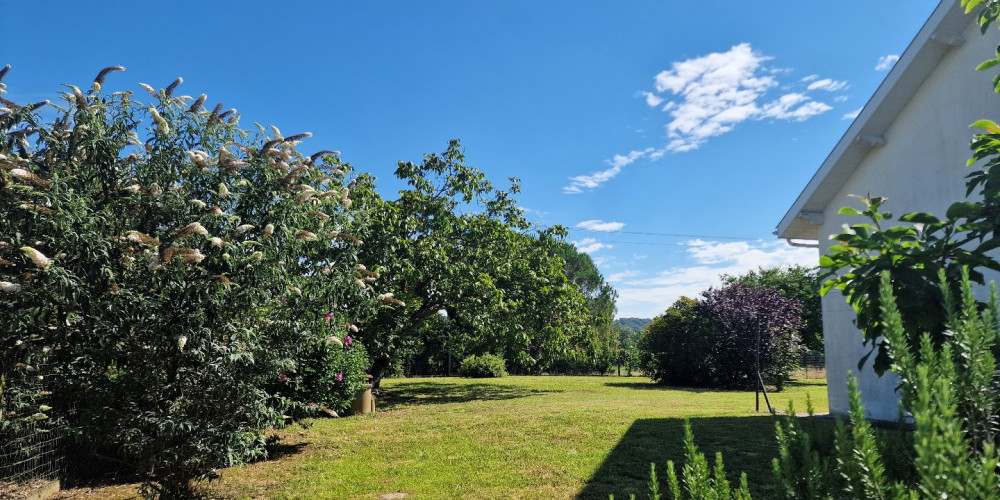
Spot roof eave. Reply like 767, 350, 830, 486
776, 0, 971, 241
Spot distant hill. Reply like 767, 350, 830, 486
614, 317, 652, 332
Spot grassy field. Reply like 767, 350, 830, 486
57, 376, 828, 499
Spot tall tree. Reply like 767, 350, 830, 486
350, 141, 589, 386
721, 265, 823, 353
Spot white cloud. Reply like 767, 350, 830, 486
574, 238, 613, 254
577, 219, 625, 232
759, 94, 832, 121
842, 107, 863, 120
563, 148, 653, 193
614, 239, 817, 318
608, 270, 641, 282
806, 78, 848, 92
565, 44, 841, 194
834, 95, 849, 103
647, 44, 836, 154
875, 54, 899, 71
639, 91, 664, 107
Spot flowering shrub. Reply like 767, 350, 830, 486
0, 67, 388, 497
458, 353, 508, 378
282, 335, 370, 416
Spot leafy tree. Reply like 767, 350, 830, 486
640, 296, 716, 387
614, 317, 652, 333
818, 195, 989, 374
698, 284, 804, 390
614, 323, 643, 376
0, 68, 379, 497
552, 240, 617, 323
721, 265, 823, 353
641, 286, 804, 390
349, 141, 589, 386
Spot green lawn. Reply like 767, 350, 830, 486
58, 376, 828, 499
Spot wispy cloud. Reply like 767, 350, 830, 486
806, 78, 848, 92
577, 219, 625, 232
759, 93, 832, 121
875, 54, 899, 71
574, 238, 613, 254
563, 148, 653, 193
608, 270, 641, 282
614, 239, 817, 318
639, 91, 664, 107
842, 107, 862, 120
565, 43, 843, 194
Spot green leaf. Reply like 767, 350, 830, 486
971, 119, 1000, 130
839, 206, 862, 216
899, 212, 940, 224
946, 201, 980, 220
976, 59, 1000, 72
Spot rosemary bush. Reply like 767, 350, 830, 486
627, 270, 1000, 499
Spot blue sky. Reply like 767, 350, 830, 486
2, 1, 942, 317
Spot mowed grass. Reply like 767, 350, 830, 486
58, 376, 828, 500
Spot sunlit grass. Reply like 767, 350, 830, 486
57, 376, 828, 499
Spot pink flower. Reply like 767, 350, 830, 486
308, 402, 316, 408
324, 312, 334, 322
277, 374, 288, 383
336, 372, 343, 381
344, 335, 353, 345
280, 296, 287, 303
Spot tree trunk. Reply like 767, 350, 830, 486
370, 356, 391, 391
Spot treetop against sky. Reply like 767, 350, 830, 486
1, 0, 941, 317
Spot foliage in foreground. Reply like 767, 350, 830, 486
458, 353, 508, 378
0, 68, 385, 497
819, 0, 1000, 376
641, 284, 803, 390
631, 271, 1000, 499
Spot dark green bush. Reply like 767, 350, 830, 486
640, 297, 716, 387
641, 285, 803, 390
458, 353, 508, 378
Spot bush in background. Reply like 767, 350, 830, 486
458, 354, 508, 378
641, 285, 803, 390
640, 297, 716, 387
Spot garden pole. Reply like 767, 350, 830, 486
755, 327, 760, 412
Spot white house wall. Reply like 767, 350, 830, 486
819, 18, 1000, 421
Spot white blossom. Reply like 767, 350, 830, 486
20, 247, 51, 268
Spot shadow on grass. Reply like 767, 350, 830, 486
605, 377, 824, 392
264, 440, 309, 461
577, 415, 788, 500
379, 381, 562, 411
603, 381, 742, 393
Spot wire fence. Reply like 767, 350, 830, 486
797, 351, 826, 379
0, 362, 65, 499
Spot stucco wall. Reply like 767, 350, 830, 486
820, 18, 1000, 421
